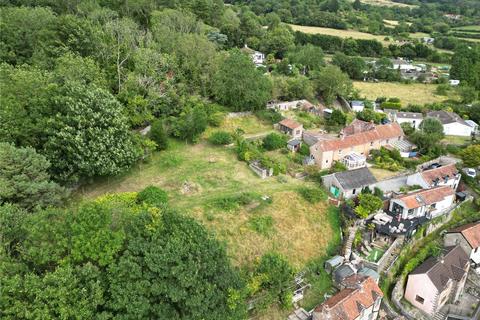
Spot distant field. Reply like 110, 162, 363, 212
353, 81, 458, 106
349, 0, 416, 8
289, 24, 389, 45
452, 25, 480, 32
383, 19, 412, 27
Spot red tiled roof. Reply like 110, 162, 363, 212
449, 222, 480, 249
420, 163, 459, 186
315, 122, 404, 152
314, 276, 383, 320
394, 186, 455, 209
279, 118, 302, 129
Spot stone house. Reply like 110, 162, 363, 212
277, 118, 303, 139
309, 122, 404, 169
444, 222, 480, 265
312, 275, 383, 320
404, 245, 470, 316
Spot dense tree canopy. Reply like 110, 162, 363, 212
0, 191, 245, 319
213, 50, 272, 111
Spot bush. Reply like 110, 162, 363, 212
262, 133, 288, 151
211, 192, 258, 211
249, 215, 275, 236
149, 119, 169, 150
208, 131, 233, 145
255, 109, 283, 124
137, 186, 168, 207
298, 187, 327, 203
354, 193, 383, 218
329, 161, 347, 173
380, 101, 402, 110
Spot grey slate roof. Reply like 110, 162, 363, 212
410, 245, 469, 291
334, 167, 377, 190
427, 110, 469, 126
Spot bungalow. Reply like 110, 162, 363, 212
427, 110, 473, 137
310, 122, 404, 169
350, 100, 365, 112
391, 58, 420, 72
444, 222, 480, 265
312, 275, 383, 320
322, 167, 377, 199
404, 245, 470, 316
406, 163, 461, 190
384, 109, 423, 130
277, 118, 303, 139
389, 185, 455, 220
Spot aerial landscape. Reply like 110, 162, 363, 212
0, 0, 479, 319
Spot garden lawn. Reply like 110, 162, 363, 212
441, 135, 472, 146
354, 81, 459, 106
78, 140, 334, 268
366, 248, 385, 263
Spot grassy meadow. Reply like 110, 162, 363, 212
288, 24, 390, 45
353, 81, 459, 106
78, 116, 338, 269
352, 0, 416, 8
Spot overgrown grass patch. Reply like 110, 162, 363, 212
298, 186, 328, 203
248, 215, 275, 236
210, 192, 259, 212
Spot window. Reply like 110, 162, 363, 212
408, 209, 414, 216
338, 149, 342, 155
415, 295, 425, 304
386, 139, 389, 144
326, 160, 329, 163
352, 188, 356, 195
431, 203, 436, 209
370, 141, 374, 146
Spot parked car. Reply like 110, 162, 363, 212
464, 168, 477, 178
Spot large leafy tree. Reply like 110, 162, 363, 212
312, 65, 353, 106
0, 143, 66, 210
461, 145, 480, 168
261, 25, 294, 57
213, 49, 272, 111
0, 192, 246, 319
410, 117, 445, 155
44, 83, 141, 183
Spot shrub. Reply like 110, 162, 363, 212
208, 131, 233, 145
249, 215, 275, 236
137, 186, 168, 207
149, 119, 169, 150
262, 133, 288, 151
211, 192, 258, 211
298, 187, 327, 203
354, 193, 383, 218
255, 109, 283, 124
329, 161, 347, 173
380, 101, 402, 110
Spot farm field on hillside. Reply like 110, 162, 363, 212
353, 81, 458, 106
78, 137, 336, 269
348, 0, 416, 7
288, 24, 389, 45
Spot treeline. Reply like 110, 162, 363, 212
294, 31, 448, 61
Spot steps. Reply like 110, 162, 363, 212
433, 309, 446, 320
343, 227, 358, 260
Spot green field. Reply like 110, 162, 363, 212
79, 117, 336, 269
354, 81, 459, 106
289, 24, 390, 45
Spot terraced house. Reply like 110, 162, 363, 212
309, 121, 405, 169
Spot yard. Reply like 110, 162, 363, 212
78, 117, 336, 269
353, 81, 459, 106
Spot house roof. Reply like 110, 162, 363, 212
420, 163, 459, 186
314, 275, 383, 320
334, 167, 377, 190
465, 120, 478, 128
279, 118, 302, 129
427, 110, 469, 126
448, 222, 480, 249
410, 246, 469, 291
314, 122, 404, 152
393, 185, 455, 209
397, 111, 423, 119
341, 119, 376, 136
351, 100, 365, 107
288, 139, 302, 146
